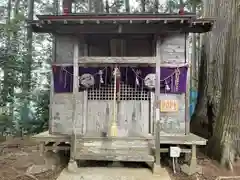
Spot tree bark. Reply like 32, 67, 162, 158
9, 0, 21, 122
88, 0, 92, 12
193, 0, 240, 169
141, 0, 145, 12
105, 0, 109, 13
93, 0, 104, 13
2, 0, 12, 110
20, 0, 34, 130
24, 0, 34, 94
125, 0, 130, 12
209, 0, 240, 169
190, 0, 214, 137
112, 0, 120, 13
154, 0, 159, 13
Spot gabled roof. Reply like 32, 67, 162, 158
28, 13, 214, 34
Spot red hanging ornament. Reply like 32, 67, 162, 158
62, 0, 72, 15
179, 7, 184, 15
116, 67, 121, 94
52, 65, 57, 73
63, 8, 69, 15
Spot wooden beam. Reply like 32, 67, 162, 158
79, 56, 155, 64
52, 57, 188, 67
70, 39, 79, 161
33, 23, 211, 34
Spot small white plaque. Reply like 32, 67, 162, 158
170, 146, 181, 158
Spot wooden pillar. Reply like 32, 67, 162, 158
181, 144, 198, 175
154, 36, 161, 167
39, 142, 45, 156
185, 34, 190, 134
82, 90, 88, 135
69, 39, 79, 165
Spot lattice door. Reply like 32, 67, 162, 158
86, 82, 150, 137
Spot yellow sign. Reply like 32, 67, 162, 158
160, 100, 179, 112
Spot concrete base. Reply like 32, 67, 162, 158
153, 163, 170, 179
67, 159, 78, 173
57, 167, 172, 180
181, 144, 201, 176
181, 164, 202, 176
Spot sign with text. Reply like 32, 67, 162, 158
160, 100, 179, 112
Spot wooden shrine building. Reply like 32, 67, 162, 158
30, 0, 214, 175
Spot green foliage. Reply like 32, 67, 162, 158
186, 0, 202, 5
163, 0, 202, 12
0, 0, 52, 136
0, 113, 14, 135
165, 0, 179, 13
33, 88, 50, 134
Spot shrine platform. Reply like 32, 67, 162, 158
32, 131, 207, 175
32, 131, 206, 146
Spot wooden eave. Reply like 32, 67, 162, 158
29, 14, 214, 34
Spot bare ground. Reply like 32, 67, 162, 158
0, 137, 65, 180
0, 138, 240, 180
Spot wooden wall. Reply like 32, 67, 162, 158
50, 33, 188, 136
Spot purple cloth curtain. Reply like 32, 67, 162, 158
53, 66, 188, 94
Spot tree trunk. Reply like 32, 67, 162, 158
1, 0, 12, 111
179, 0, 184, 10
112, 0, 119, 13
54, 0, 59, 14
194, 0, 240, 169
88, 0, 92, 12
191, 0, 217, 137
141, 0, 145, 12
208, 0, 240, 169
125, 0, 130, 13
8, 0, 21, 123
93, 0, 104, 13
24, 0, 34, 93
105, 0, 109, 13
20, 0, 34, 129
154, 0, 159, 13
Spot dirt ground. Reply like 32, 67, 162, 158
0, 137, 65, 180
0, 138, 240, 180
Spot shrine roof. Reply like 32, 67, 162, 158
29, 13, 214, 34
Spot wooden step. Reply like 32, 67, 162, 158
75, 137, 153, 162
75, 153, 154, 162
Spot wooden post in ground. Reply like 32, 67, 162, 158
185, 34, 190, 134
68, 39, 79, 172
153, 35, 164, 174
39, 142, 45, 156
181, 144, 199, 175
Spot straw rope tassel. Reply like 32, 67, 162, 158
110, 67, 118, 137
